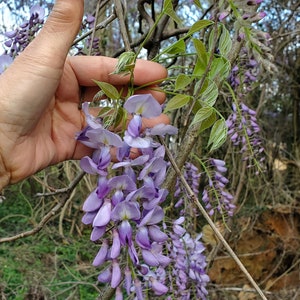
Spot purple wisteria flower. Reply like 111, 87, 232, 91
168, 217, 210, 300
202, 158, 235, 217
77, 94, 179, 298
226, 102, 265, 169
2, 5, 45, 59
0, 55, 13, 74
75, 14, 101, 56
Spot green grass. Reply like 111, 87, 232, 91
0, 179, 102, 299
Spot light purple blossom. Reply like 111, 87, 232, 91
0, 55, 13, 74
124, 94, 162, 118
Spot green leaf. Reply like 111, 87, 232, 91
188, 20, 213, 36
193, 39, 208, 67
200, 80, 218, 106
111, 51, 136, 75
114, 107, 127, 129
219, 25, 232, 57
93, 81, 120, 99
191, 106, 214, 126
98, 106, 114, 118
193, 59, 206, 77
164, 94, 190, 112
208, 26, 220, 52
193, 0, 202, 9
199, 111, 217, 133
163, 0, 182, 25
165, 39, 186, 55
209, 57, 230, 80
207, 119, 228, 151
175, 74, 192, 91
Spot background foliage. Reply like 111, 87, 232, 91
0, 0, 299, 299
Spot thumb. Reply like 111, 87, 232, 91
22, 0, 84, 69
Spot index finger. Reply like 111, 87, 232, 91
68, 56, 167, 87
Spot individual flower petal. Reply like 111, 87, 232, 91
111, 260, 122, 288
96, 176, 110, 198
4, 30, 17, 38
148, 124, 178, 136
134, 278, 144, 300
82, 211, 97, 225
141, 248, 159, 266
87, 128, 123, 147
93, 199, 112, 227
111, 229, 121, 259
127, 114, 142, 138
92, 239, 109, 266
139, 206, 164, 227
124, 134, 152, 148
148, 225, 168, 243
150, 277, 169, 295
115, 287, 123, 300
128, 242, 139, 265
111, 201, 141, 221
118, 220, 133, 245
80, 156, 100, 175
124, 94, 162, 118
82, 189, 103, 212
90, 226, 106, 241
98, 267, 112, 283
124, 266, 132, 295
0, 55, 13, 74
136, 226, 151, 249
108, 175, 137, 191
30, 4, 45, 19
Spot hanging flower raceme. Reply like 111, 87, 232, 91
168, 217, 210, 300
202, 159, 235, 217
226, 102, 265, 170
2, 5, 45, 60
77, 94, 180, 298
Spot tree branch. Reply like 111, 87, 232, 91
0, 171, 85, 243
159, 137, 268, 300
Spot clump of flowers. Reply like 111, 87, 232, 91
0, 5, 45, 74
174, 160, 235, 218
77, 92, 212, 298
77, 94, 176, 298
168, 217, 210, 300
226, 102, 264, 167
174, 162, 201, 211
75, 14, 101, 56
202, 159, 235, 217
1, 5, 45, 59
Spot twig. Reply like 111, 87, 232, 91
0, 171, 85, 243
88, 0, 102, 56
159, 136, 268, 300
114, 0, 131, 51
72, 14, 117, 46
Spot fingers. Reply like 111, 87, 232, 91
68, 56, 167, 103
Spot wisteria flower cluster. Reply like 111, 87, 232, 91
0, 5, 45, 74
75, 14, 101, 56
174, 160, 235, 218
168, 217, 210, 300
174, 162, 201, 211
228, 55, 259, 90
1, 5, 45, 58
226, 102, 265, 169
77, 93, 210, 298
202, 159, 236, 217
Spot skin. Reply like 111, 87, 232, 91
0, 0, 168, 189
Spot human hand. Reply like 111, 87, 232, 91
0, 0, 168, 189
